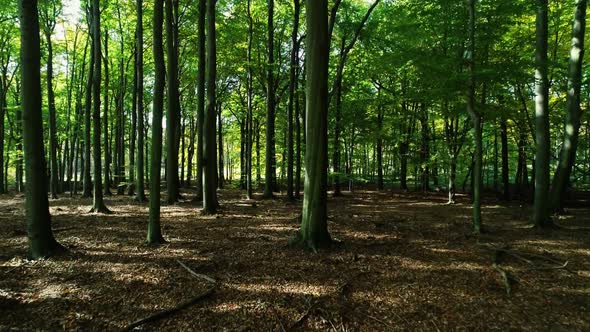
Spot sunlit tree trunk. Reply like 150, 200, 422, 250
82, 6, 94, 199
166, 0, 180, 203
246, 0, 254, 200
264, 0, 276, 199
102, 30, 112, 197
287, 0, 301, 200
147, 0, 166, 244
550, 0, 587, 212
90, 0, 110, 213
135, 0, 147, 202
292, 0, 332, 251
533, 0, 552, 228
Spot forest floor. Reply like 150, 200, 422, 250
0, 187, 589, 331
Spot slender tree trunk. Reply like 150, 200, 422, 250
90, 0, 109, 213
217, 103, 224, 189
147, 0, 166, 244
295, 65, 302, 199
286, 0, 300, 200
550, 0, 587, 212
376, 95, 384, 190
203, 0, 218, 214
82, 10, 94, 198
195, 0, 206, 201
246, 0, 254, 199
166, 0, 180, 203
44, 30, 59, 199
466, 0, 482, 233
500, 117, 510, 200
103, 30, 112, 197
128, 41, 137, 196
533, 0, 552, 228
293, 0, 332, 250
264, 0, 276, 199
135, 0, 147, 202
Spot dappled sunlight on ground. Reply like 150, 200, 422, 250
0, 188, 589, 330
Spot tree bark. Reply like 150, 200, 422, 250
550, 0, 587, 212
533, 0, 552, 228
202, 0, 218, 214
103, 30, 112, 197
293, 0, 332, 251
19, 0, 62, 259
147, 0, 166, 244
166, 0, 180, 203
195, 0, 206, 200
286, 0, 300, 200
264, 0, 276, 199
135, 0, 147, 202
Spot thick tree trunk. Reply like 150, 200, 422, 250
293, 0, 332, 251
550, 0, 587, 212
203, 0, 218, 214
264, 0, 276, 199
533, 0, 552, 228
147, 0, 166, 244
19, 0, 62, 259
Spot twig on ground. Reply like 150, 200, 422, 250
176, 259, 217, 284
122, 286, 215, 332
288, 300, 320, 331
492, 263, 512, 295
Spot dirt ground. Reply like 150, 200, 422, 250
0, 188, 589, 331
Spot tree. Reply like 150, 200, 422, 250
291, 0, 332, 251
246, 0, 254, 200
89, 0, 110, 213
202, 0, 218, 214
147, 0, 166, 244
550, 0, 587, 212
264, 0, 276, 199
195, 0, 206, 201
135, 0, 147, 202
286, 0, 301, 200
82, 4, 94, 199
39, 0, 62, 199
166, 0, 180, 204
466, 0, 482, 234
532, 0, 552, 228
19, 0, 62, 259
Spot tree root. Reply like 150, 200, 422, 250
492, 263, 513, 295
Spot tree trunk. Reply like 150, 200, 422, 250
466, 0, 482, 234
128, 41, 137, 196
264, 0, 276, 199
195, 0, 206, 200
246, 0, 254, 199
166, 0, 180, 203
500, 117, 510, 200
217, 103, 224, 189
533, 0, 552, 228
147, 0, 166, 244
19, 0, 62, 259
203, 0, 218, 214
103, 30, 112, 197
286, 0, 300, 200
550, 0, 587, 212
82, 8, 94, 198
293, 0, 332, 250
135, 0, 147, 202
44, 29, 59, 199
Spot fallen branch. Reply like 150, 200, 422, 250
122, 286, 215, 332
122, 261, 218, 331
176, 260, 217, 284
287, 300, 320, 331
